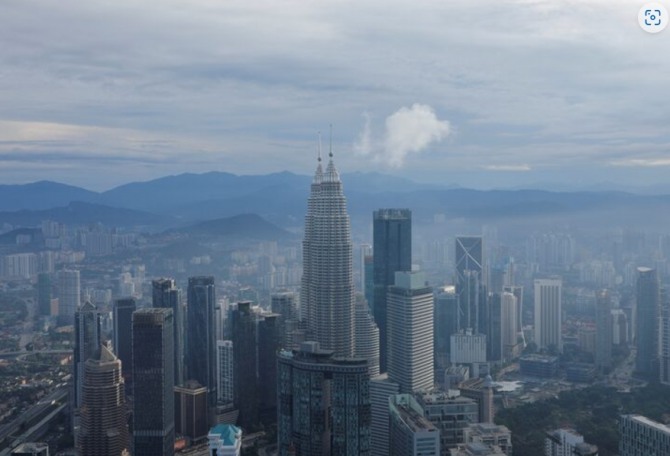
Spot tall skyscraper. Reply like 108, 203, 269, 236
152, 278, 184, 387
595, 290, 613, 371
271, 292, 299, 349
37, 272, 51, 316
661, 295, 670, 385
74, 301, 101, 409
534, 278, 563, 353
77, 344, 130, 456
132, 308, 175, 456
387, 271, 434, 393
257, 312, 280, 421
635, 267, 660, 378
434, 286, 458, 368
373, 208, 412, 373
486, 293, 503, 362
58, 269, 80, 325
277, 342, 371, 456
216, 340, 234, 405
300, 150, 355, 357
455, 236, 484, 332
113, 297, 135, 391
187, 276, 217, 408
500, 291, 519, 361
231, 302, 258, 430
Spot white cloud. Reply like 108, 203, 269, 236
354, 104, 450, 167
484, 164, 532, 171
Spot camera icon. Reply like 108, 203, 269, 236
639, 3, 668, 33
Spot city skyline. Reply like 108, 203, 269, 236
1, 1, 667, 191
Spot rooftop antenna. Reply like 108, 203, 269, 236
318, 131, 322, 162
329, 124, 333, 158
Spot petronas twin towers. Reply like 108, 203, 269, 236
301, 149, 356, 358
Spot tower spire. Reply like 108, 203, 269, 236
329, 124, 333, 158
318, 131, 322, 162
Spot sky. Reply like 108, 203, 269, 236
1, 0, 669, 191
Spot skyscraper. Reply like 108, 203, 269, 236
595, 290, 613, 371
78, 344, 130, 456
113, 297, 135, 391
133, 308, 175, 456
355, 295, 380, 378
455, 236, 484, 332
37, 272, 51, 317
216, 340, 234, 405
58, 269, 80, 325
635, 267, 660, 378
231, 302, 258, 430
387, 271, 434, 393
534, 278, 562, 353
300, 150, 355, 358
271, 292, 299, 349
434, 286, 458, 368
74, 301, 101, 409
373, 208, 412, 372
152, 278, 184, 387
277, 342, 371, 456
187, 276, 217, 408
500, 291, 519, 361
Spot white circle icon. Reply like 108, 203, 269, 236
639, 3, 668, 33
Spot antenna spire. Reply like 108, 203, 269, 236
318, 131, 322, 162
329, 124, 333, 158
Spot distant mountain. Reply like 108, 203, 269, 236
0, 181, 98, 212
175, 213, 294, 241
0, 202, 175, 229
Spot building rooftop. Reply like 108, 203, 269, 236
209, 424, 242, 446
624, 415, 670, 435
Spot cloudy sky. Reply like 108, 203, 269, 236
1, 0, 668, 191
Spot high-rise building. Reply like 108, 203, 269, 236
257, 312, 280, 421
113, 297, 135, 391
486, 293, 503, 362
620, 414, 670, 456
231, 302, 258, 430
37, 272, 51, 317
153, 278, 184, 387
300, 151, 356, 358
455, 236, 484, 332
450, 330, 487, 365
370, 374, 400, 456
389, 394, 440, 456
463, 423, 512, 455
77, 344, 130, 456
503, 285, 524, 330
132, 308, 175, 456
216, 340, 234, 405
58, 269, 80, 325
271, 292, 299, 349
595, 290, 613, 371
635, 268, 660, 378
500, 291, 519, 361
387, 271, 434, 393
534, 278, 563, 353
187, 276, 217, 408
434, 286, 458, 368
355, 296, 380, 378
661, 295, 670, 385
373, 208, 412, 372
360, 244, 373, 304
175, 380, 209, 443
74, 302, 101, 409
277, 342, 371, 456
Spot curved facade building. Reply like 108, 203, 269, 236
301, 153, 355, 358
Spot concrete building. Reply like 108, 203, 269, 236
175, 380, 209, 443
545, 429, 587, 456
463, 423, 512, 456
450, 330, 487, 365
595, 290, 613, 371
635, 267, 660, 378
534, 278, 563, 353
216, 340, 234, 405
74, 302, 101, 410
208, 424, 242, 456
389, 394, 440, 456
301, 151, 356, 358
277, 342, 370, 456
620, 414, 670, 456
416, 390, 479, 453
370, 373, 400, 456
387, 271, 434, 393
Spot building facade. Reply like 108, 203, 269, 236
635, 268, 660, 378
113, 297, 135, 391
620, 414, 670, 456
187, 276, 217, 407
153, 278, 184, 387
534, 278, 563, 353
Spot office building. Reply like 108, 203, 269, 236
635, 268, 660, 378
503, 285, 524, 330
113, 297, 135, 391
231, 302, 259, 430
133, 308, 175, 456
464, 423, 512, 455
175, 380, 209, 442
387, 271, 434, 393
619, 414, 670, 456
534, 278, 563, 353
277, 342, 371, 456
77, 344, 130, 456
486, 293, 503, 362
373, 208, 412, 372
187, 276, 217, 408
450, 330, 487, 365
300, 151, 356, 357
370, 374, 400, 456
257, 312, 280, 421
355, 296, 380, 378
434, 286, 458, 368
271, 292, 299, 349
416, 390, 479, 451
545, 429, 589, 456
153, 278, 184, 387
389, 394, 440, 456
216, 340, 234, 405
74, 301, 101, 409
37, 273, 51, 317
360, 244, 374, 307
455, 236, 484, 332
58, 269, 80, 325
459, 376, 495, 424
595, 290, 613, 371
500, 291, 519, 361
661, 297, 670, 385
208, 424, 242, 456
519, 354, 559, 378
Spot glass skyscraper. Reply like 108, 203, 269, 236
152, 278, 184, 387
187, 276, 217, 409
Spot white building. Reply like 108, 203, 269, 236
216, 340, 234, 405
620, 415, 670, 456
545, 429, 584, 456
451, 330, 487, 365
387, 271, 434, 393
208, 424, 242, 456
534, 278, 562, 353
500, 292, 518, 360
370, 374, 400, 456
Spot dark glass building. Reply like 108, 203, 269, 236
132, 308, 175, 456
277, 342, 371, 456
113, 297, 135, 391
635, 267, 660, 379
187, 276, 217, 409
74, 301, 101, 409
373, 208, 412, 373
37, 272, 51, 316
232, 301, 258, 430
152, 278, 184, 387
